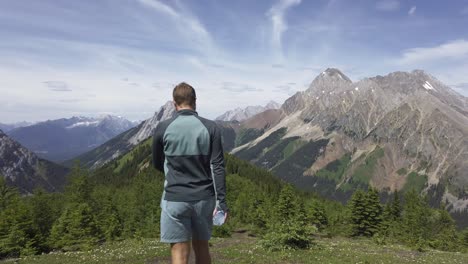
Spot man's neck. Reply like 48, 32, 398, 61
176, 105, 195, 111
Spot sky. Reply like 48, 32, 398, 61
1, 0, 468, 123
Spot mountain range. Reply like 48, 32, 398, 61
7, 115, 137, 162
65, 102, 176, 169
0, 121, 34, 133
233, 68, 467, 214
215, 101, 281, 122
0, 129, 68, 194
2, 67, 466, 224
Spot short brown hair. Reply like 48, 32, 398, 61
173, 82, 196, 107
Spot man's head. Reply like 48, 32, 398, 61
173, 82, 196, 111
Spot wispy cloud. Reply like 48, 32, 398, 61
137, 0, 213, 53
396, 40, 468, 65
58, 98, 84, 103
272, 63, 285, 68
376, 0, 400, 12
220, 82, 263, 93
43, 81, 72, 92
408, 6, 416, 15
267, 0, 301, 60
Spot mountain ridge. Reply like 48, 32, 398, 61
233, 68, 468, 215
8, 115, 137, 162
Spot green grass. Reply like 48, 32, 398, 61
4, 235, 467, 264
235, 128, 264, 147
315, 154, 351, 183
282, 139, 306, 160
403, 172, 427, 193
113, 138, 152, 173
397, 168, 408, 176
343, 146, 385, 190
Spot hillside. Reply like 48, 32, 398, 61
232, 69, 468, 221
1, 133, 467, 261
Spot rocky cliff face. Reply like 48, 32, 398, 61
0, 130, 68, 193
234, 68, 468, 215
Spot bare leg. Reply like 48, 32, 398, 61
171, 242, 191, 264
192, 240, 211, 264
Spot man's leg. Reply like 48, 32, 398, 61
171, 242, 191, 264
192, 240, 211, 264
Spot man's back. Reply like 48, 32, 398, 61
152, 109, 227, 210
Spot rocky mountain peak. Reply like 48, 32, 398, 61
320, 68, 352, 82
128, 101, 176, 145
306, 68, 353, 95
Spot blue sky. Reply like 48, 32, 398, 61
1, 0, 468, 123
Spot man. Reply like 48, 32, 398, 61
152, 82, 228, 264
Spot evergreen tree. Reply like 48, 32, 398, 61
0, 192, 37, 257
390, 191, 401, 221
29, 189, 63, 252
402, 189, 431, 248
348, 188, 382, 237
364, 188, 382, 236
462, 228, 468, 248
65, 164, 92, 204
262, 185, 314, 251
49, 203, 101, 251
0, 177, 17, 211
428, 208, 459, 251
307, 200, 328, 231
348, 189, 366, 236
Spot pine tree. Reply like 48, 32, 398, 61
402, 189, 430, 248
65, 162, 92, 204
0, 193, 37, 257
348, 189, 366, 236
29, 188, 61, 252
390, 191, 401, 221
49, 203, 101, 251
308, 200, 328, 231
364, 188, 382, 236
348, 188, 382, 237
429, 208, 459, 251
0, 177, 17, 211
262, 185, 314, 251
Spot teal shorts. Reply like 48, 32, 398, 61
160, 197, 216, 243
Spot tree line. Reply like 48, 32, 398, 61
1, 151, 467, 258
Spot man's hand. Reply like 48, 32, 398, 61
213, 207, 229, 224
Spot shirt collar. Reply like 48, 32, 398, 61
176, 109, 198, 116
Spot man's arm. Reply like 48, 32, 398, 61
211, 124, 228, 212
152, 124, 165, 173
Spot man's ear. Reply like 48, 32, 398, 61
173, 101, 178, 110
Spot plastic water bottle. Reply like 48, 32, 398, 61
213, 208, 226, 226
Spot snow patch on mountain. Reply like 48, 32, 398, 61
423, 81, 435, 90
